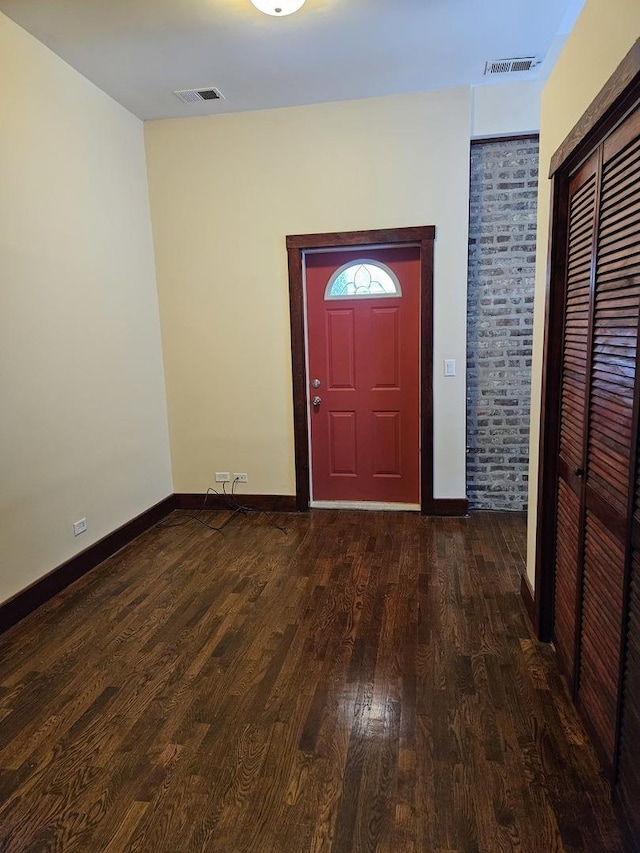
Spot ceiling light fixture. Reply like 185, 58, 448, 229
250, 0, 305, 16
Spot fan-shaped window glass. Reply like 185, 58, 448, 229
325, 260, 402, 300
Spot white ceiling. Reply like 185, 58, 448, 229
0, 0, 584, 121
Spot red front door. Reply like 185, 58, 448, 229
305, 246, 420, 504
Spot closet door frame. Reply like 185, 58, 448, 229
534, 39, 640, 643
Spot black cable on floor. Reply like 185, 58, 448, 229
222, 480, 288, 534
157, 488, 234, 533
158, 483, 287, 535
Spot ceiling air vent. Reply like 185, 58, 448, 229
484, 57, 541, 75
173, 87, 225, 104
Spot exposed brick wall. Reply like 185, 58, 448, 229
466, 137, 539, 511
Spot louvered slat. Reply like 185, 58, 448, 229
578, 512, 626, 759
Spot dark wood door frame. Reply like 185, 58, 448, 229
286, 226, 443, 514
534, 39, 640, 642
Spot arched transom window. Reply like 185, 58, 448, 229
324, 259, 402, 300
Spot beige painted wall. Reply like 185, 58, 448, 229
0, 13, 172, 603
146, 89, 473, 499
472, 80, 544, 139
527, 0, 640, 586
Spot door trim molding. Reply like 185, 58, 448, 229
286, 226, 435, 513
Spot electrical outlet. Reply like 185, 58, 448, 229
233, 473, 248, 483
73, 517, 87, 537
215, 472, 231, 482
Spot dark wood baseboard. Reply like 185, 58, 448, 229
424, 498, 469, 517
0, 496, 175, 636
0, 491, 488, 636
520, 573, 536, 629
174, 493, 297, 512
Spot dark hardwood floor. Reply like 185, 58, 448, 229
0, 510, 624, 852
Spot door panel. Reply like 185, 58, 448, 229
586, 132, 640, 516
371, 411, 401, 477
577, 122, 640, 764
371, 308, 400, 388
553, 152, 599, 684
554, 479, 581, 679
329, 412, 357, 475
306, 246, 420, 504
579, 511, 625, 758
327, 310, 356, 388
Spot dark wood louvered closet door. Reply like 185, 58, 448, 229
553, 153, 598, 685
552, 106, 640, 774
611, 109, 640, 846
578, 120, 640, 766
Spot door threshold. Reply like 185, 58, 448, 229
310, 500, 421, 512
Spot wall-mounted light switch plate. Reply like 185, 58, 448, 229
444, 359, 456, 377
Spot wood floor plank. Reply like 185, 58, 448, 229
0, 510, 625, 852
